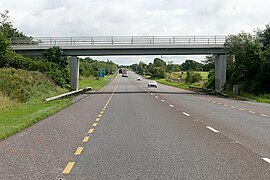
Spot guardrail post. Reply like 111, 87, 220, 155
112, 37, 113, 45
131, 37, 133, 44
173, 36, 175, 44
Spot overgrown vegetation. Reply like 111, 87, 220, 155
224, 25, 270, 95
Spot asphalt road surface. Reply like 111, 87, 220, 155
0, 72, 270, 179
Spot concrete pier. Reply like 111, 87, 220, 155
70, 56, 79, 90
215, 54, 227, 91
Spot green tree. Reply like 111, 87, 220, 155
153, 58, 166, 67
185, 70, 202, 83
43, 46, 68, 69
202, 55, 215, 71
225, 32, 262, 92
257, 24, 270, 49
152, 67, 165, 78
42, 47, 69, 86
180, 60, 203, 71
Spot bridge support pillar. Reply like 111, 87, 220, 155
70, 56, 80, 90
215, 54, 227, 91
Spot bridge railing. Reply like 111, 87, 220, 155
10, 36, 226, 46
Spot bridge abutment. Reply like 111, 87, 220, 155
214, 54, 227, 91
70, 56, 79, 90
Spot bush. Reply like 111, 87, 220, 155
205, 69, 215, 89
185, 71, 202, 83
152, 67, 165, 78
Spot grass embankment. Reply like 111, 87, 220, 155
0, 69, 116, 140
79, 75, 115, 90
156, 79, 190, 90
242, 93, 270, 103
148, 71, 209, 90
170, 71, 209, 80
0, 68, 70, 140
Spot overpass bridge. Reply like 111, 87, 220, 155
10, 36, 228, 91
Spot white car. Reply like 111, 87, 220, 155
137, 77, 142, 81
148, 80, 157, 88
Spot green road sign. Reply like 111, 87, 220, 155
98, 68, 105, 77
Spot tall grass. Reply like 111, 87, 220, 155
0, 68, 66, 103
0, 92, 19, 111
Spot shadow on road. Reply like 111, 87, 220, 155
85, 91, 202, 95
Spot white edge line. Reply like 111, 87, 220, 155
206, 126, 219, 133
183, 112, 190, 117
262, 158, 270, 164
169, 105, 174, 108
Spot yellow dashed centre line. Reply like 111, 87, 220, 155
88, 128, 94, 134
62, 77, 121, 176
217, 102, 222, 105
62, 162, 75, 174
230, 106, 236, 109
248, 111, 256, 114
74, 147, 84, 155
239, 108, 245, 111
82, 136, 90, 142
223, 104, 228, 107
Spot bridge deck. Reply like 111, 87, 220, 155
11, 36, 226, 56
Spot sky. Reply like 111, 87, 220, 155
1, 0, 270, 65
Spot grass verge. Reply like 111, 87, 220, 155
0, 98, 71, 140
155, 78, 190, 90
241, 93, 270, 103
79, 75, 114, 90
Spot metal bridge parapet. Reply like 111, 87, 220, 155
10, 35, 227, 47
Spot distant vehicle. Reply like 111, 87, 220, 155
122, 69, 128, 77
148, 80, 157, 88
119, 69, 123, 74
137, 77, 142, 81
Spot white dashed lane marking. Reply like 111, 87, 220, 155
262, 158, 270, 164
169, 105, 174, 108
161, 99, 165, 102
155, 96, 158, 98
183, 112, 190, 117
206, 126, 219, 133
